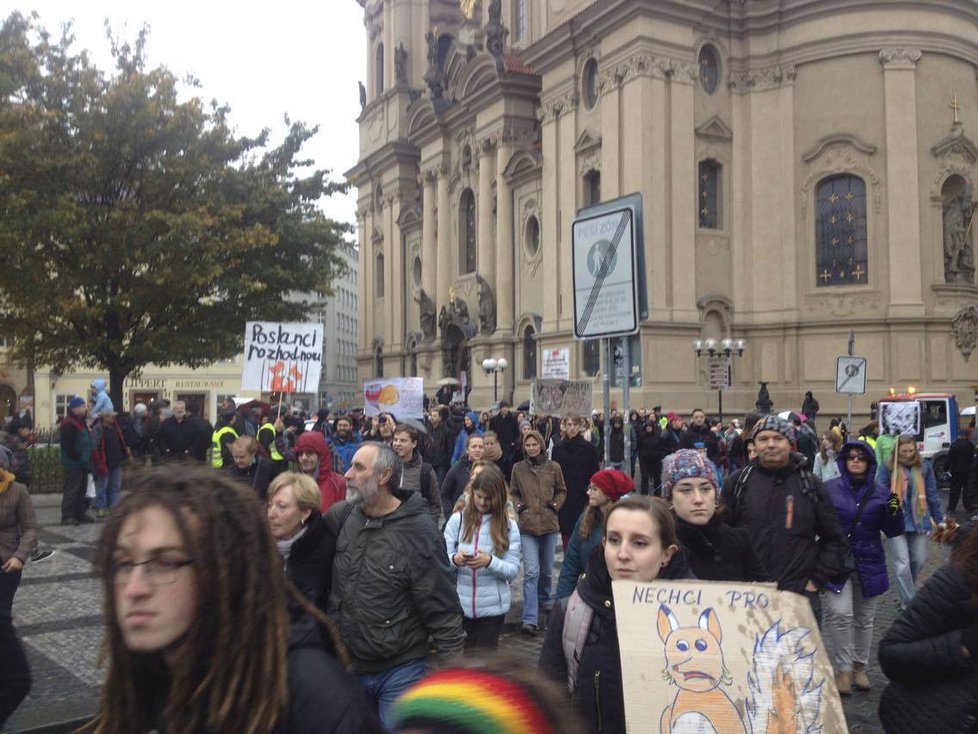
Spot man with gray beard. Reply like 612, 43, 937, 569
326, 442, 463, 727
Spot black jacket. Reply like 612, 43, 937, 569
440, 455, 473, 518
947, 437, 976, 481
680, 423, 720, 465
539, 545, 695, 733
284, 615, 385, 734
721, 455, 849, 593
428, 421, 454, 470
224, 456, 279, 501
674, 515, 770, 583
156, 417, 200, 460
488, 411, 519, 457
636, 425, 667, 463
878, 564, 978, 734
552, 435, 601, 538
326, 494, 465, 673
284, 511, 335, 611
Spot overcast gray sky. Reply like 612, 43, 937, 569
13, 2, 366, 227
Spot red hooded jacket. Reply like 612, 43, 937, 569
293, 430, 347, 512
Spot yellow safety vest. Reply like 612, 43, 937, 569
211, 426, 238, 468
258, 422, 284, 461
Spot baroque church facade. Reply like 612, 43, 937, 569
349, 0, 978, 415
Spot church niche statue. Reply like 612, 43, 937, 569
475, 273, 496, 334
358, 81, 366, 111
394, 43, 408, 86
423, 31, 445, 101
485, 0, 508, 67
942, 181, 976, 284
416, 288, 436, 341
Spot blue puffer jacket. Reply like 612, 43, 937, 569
443, 509, 521, 619
823, 441, 905, 597
450, 411, 484, 464
555, 510, 602, 600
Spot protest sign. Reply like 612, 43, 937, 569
879, 401, 921, 436
241, 322, 323, 393
363, 377, 424, 419
612, 579, 847, 734
530, 379, 592, 416
541, 347, 570, 379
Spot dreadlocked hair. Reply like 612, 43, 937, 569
461, 464, 511, 553
83, 464, 290, 734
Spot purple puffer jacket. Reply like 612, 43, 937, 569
823, 441, 905, 597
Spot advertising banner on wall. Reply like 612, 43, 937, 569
541, 347, 571, 379
241, 322, 324, 393
363, 377, 425, 418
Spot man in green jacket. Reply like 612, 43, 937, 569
327, 441, 464, 727
59, 397, 94, 525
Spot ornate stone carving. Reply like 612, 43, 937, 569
438, 289, 477, 340
539, 88, 578, 122
942, 182, 977, 284
695, 116, 733, 142
931, 122, 978, 165
827, 295, 881, 319
424, 31, 445, 101
879, 48, 922, 69
416, 288, 437, 341
800, 141, 883, 215
728, 64, 796, 92
475, 273, 496, 334
952, 304, 978, 361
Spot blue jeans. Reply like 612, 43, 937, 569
521, 532, 559, 626
95, 467, 122, 510
358, 658, 426, 729
888, 532, 930, 609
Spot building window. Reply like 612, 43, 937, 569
698, 45, 720, 94
815, 174, 868, 287
584, 170, 601, 207
698, 159, 721, 229
374, 346, 383, 378
582, 340, 601, 376
522, 325, 537, 380
460, 188, 477, 274
412, 255, 422, 287
375, 44, 385, 96
55, 393, 71, 420
582, 58, 599, 109
523, 215, 540, 256
514, 0, 527, 40
375, 252, 385, 297
374, 184, 383, 214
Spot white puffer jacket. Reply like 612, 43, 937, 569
443, 510, 521, 619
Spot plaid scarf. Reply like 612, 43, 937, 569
891, 457, 927, 527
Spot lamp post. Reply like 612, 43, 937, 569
481, 357, 508, 406
693, 337, 746, 424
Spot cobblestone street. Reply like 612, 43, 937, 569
8, 491, 960, 732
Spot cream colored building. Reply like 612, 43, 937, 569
349, 0, 978, 417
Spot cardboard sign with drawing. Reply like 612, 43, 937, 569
613, 580, 848, 734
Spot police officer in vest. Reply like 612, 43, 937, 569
211, 406, 239, 469
256, 411, 286, 472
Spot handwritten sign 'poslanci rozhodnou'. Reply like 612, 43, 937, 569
241, 322, 324, 393
612, 580, 848, 734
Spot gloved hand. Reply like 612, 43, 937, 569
962, 619, 978, 659
886, 493, 901, 516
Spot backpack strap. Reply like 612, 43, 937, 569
561, 589, 595, 694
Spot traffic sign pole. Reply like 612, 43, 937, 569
623, 335, 632, 472
603, 338, 611, 466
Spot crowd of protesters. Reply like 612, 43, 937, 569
1, 382, 977, 733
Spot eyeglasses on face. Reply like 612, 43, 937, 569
845, 454, 868, 462
112, 557, 195, 586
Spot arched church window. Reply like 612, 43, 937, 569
582, 58, 599, 109
698, 159, 721, 229
460, 188, 477, 274
698, 45, 720, 94
584, 170, 601, 207
375, 44, 385, 95
523, 325, 537, 380
582, 339, 600, 376
375, 252, 385, 297
815, 174, 868, 287
514, 0, 528, 41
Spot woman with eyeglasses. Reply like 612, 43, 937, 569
877, 435, 946, 610
84, 465, 381, 734
820, 441, 905, 696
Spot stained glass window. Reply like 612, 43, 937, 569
699, 159, 721, 229
815, 175, 868, 287
460, 189, 477, 274
698, 45, 720, 94
523, 326, 537, 380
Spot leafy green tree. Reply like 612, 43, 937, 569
0, 12, 349, 408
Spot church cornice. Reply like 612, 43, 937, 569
727, 63, 796, 93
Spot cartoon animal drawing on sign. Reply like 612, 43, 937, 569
657, 604, 747, 734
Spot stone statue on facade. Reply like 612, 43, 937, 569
416, 288, 436, 341
475, 273, 496, 334
485, 0, 508, 68
358, 81, 366, 111
424, 31, 445, 101
952, 304, 978, 362
755, 382, 774, 414
942, 182, 976, 284
394, 43, 408, 86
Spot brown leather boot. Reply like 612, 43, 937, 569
853, 662, 872, 690
835, 670, 853, 696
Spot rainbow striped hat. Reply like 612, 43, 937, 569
389, 668, 558, 734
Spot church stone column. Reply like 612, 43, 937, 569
540, 103, 560, 330
669, 70, 697, 317
436, 168, 452, 306
478, 140, 496, 287
421, 170, 438, 304
495, 142, 514, 334
880, 47, 925, 315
